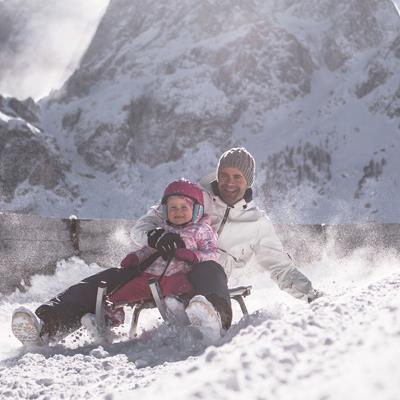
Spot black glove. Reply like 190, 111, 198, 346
147, 228, 165, 248
156, 232, 186, 260
307, 288, 324, 303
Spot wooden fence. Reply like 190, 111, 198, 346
1, 212, 399, 294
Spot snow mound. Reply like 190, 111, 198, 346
0, 255, 399, 399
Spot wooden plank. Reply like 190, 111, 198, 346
1, 212, 400, 294
79, 219, 136, 268
0, 213, 74, 293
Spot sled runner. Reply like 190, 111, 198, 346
94, 280, 252, 340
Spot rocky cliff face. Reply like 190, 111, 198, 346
48, 0, 319, 168
2, 0, 399, 221
0, 96, 76, 213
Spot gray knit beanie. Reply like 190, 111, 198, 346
217, 147, 256, 187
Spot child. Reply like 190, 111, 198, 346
106, 178, 218, 325
11, 179, 218, 345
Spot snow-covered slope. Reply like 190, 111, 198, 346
1, 0, 400, 222
1, 252, 399, 399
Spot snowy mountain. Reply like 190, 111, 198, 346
1, 0, 399, 222
0, 96, 77, 211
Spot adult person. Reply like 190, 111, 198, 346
132, 147, 322, 338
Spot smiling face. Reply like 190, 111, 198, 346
166, 195, 194, 225
217, 167, 248, 206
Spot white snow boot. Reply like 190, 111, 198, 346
186, 295, 223, 343
164, 296, 190, 325
12, 307, 47, 346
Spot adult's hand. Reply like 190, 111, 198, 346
307, 288, 324, 303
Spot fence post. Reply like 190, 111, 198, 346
69, 216, 80, 256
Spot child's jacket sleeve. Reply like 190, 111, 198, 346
192, 223, 218, 263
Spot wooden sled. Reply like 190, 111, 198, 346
94, 280, 252, 339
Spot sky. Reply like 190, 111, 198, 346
0, 0, 109, 100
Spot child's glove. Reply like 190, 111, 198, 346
155, 232, 186, 260
120, 253, 139, 269
174, 248, 198, 264
147, 228, 166, 248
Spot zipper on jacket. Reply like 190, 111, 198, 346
217, 206, 231, 236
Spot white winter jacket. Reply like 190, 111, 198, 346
131, 179, 315, 301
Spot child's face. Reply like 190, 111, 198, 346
167, 195, 193, 225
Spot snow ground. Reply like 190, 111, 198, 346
0, 252, 399, 400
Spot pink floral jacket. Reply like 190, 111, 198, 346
135, 217, 218, 276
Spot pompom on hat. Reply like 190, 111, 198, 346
217, 147, 256, 187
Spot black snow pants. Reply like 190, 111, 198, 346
188, 261, 232, 330
35, 260, 232, 338
35, 267, 141, 338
